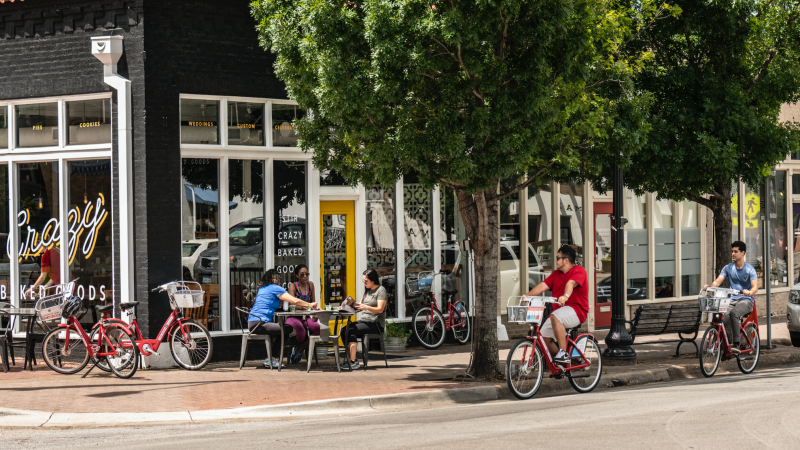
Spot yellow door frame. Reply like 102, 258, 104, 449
319, 201, 356, 309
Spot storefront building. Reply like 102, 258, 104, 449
1, 0, 788, 361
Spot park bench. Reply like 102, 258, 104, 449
627, 303, 703, 357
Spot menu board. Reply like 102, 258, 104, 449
325, 264, 346, 304
323, 214, 347, 306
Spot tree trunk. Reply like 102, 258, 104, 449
456, 187, 502, 379
711, 181, 733, 281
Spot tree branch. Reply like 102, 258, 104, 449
687, 194, 715, 211
746, 12, 796, 94
494, 163, 556, 203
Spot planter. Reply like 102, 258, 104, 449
384, 336, 406, 353
314, 345, 328, 360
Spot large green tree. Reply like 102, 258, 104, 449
608, 0, 800, 278
253, 0, 662, 377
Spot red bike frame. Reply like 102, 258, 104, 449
92, 307, 191, 356
705, 312, 757, 359
523, 324, 592, 377
422, 292, 467, 331
62, 310, 133, 360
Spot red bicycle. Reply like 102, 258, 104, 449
90, 281, 214, 371
409, 271, 470, 349
698, 287, 760, 377
38, 282, 139, 379
505, 296, 602, 400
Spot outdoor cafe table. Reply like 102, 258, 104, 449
274, 309, 355, 372
0, 307, 48, 372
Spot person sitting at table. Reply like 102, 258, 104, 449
248, 268, 317, 369
341, 268, 387, 370
286, 264, 321, 363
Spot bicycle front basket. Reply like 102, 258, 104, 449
699, 297, 730, 313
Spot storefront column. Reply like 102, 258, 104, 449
8, 162, 18, 312
551, 181, 560, 256
58, 159, 70, 309
395, 176, 405, 318
788, 168, 794, 285
432, 185, 442, 309
519, 185, 528, 294
219, 156, 231, 332
309, 164, 321, 301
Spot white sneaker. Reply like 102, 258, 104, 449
554, 350, 570, 364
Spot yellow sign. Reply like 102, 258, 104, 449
731, 193, 738, 214
744, 192, 760, 219
746, 220, 758, 228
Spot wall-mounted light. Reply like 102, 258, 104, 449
37, 192, 43, 209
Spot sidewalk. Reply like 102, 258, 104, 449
0, 319, 797, 423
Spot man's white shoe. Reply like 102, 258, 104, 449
553, 350, 570, 364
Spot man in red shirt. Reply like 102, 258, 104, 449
524, 245, 588, 364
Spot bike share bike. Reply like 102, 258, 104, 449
698, 287, 760, 377
89, 281, 214, 372
36, 281, 140, 379
505, 296, 602, 400
408, 271, 470, 349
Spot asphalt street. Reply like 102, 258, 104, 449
3, 366, 800, 449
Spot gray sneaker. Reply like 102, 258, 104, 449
730, 345, 741, 355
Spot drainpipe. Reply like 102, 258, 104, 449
91, 35, 134, 306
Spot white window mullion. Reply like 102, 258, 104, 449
674, 199, 682, 299
266, 101, 273, 148
6, 104, 12, 150
646, 193, 655, 301
57, 99, 66, 148
788, 168, 794, 286
308, 162, 320, 302
8, 163, 18, 313
220, 98, 228, 147
219, 156, 230, 332
396, 176, 405, 318
265, 158, 275, 270
432, 185, 441, 310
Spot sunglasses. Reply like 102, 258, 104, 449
556, 256, 567, 261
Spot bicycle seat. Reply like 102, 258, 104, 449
444, 289, 458, 296
95, 305, 114, 314
120, 302, 139, 310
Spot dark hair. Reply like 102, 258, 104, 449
294, 264, 309, 279
258, 268, 280, 288
557, 245, 577, 264
732, 240, 747, 254
363, 268, 380, 286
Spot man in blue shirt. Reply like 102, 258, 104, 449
704, 241, 759, 354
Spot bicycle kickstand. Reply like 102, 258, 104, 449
81, 359, 100, 379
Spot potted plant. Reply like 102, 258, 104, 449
384, 322, 411, 352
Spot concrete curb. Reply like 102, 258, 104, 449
0, 385, 500, 428
2, 350, 798, 428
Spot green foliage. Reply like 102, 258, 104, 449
599, 0, 800, 200
384, 322, 412, 342
251, 0, 663, 193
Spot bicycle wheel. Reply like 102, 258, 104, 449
42, 326, 90, 375
737, 323, 760, 374
105, 325, 139, 379
88, 327, 112, 373
451, 302, 470, 345
506, 338, 544, 400
411, 306, 446, 350
169, 319, 213, 370
699, 326, 721, 378
568, 335, 602, 394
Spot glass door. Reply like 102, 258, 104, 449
594, 202, 612, 328
320, 201, 355, 308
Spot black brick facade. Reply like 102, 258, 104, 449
0, 0, 286, 358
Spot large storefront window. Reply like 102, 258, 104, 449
229, 159, 265, 327
181, 99, 219, 145
181, 158, 220, 331
366, 184, 397, 317
403, 172, 432, 317
68, 160, 112, 326
744, 183, 763, 287
528, 182, 553, 288
67, 99, 111, 145
271, 104, 304, 147
681, 202, 701, 296
0, 166, 8, 299
228, 102, 264, 146
499, 182, 520, 306
770, 172, 788, 287
273, 161, 307, 288
17, 163, 60, 332
626, 192, 648, 301
440, 187, 471, 309
16, 103, 58, 148
0, 107, 7, 149
653, 199, 675, 298
560, 183, 585, 268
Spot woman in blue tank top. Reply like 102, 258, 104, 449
287, 264, 321, 363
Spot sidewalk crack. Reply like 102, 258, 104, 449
40, 412, 53, 427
